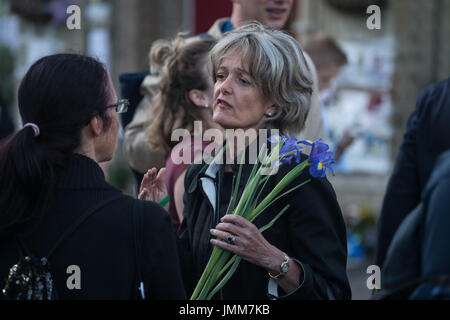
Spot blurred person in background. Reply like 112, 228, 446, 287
0, 54, 185, 300
303, 33, 353, 163
122, 0, 325, 190
142, 37, 220, 232
378, 147, 450, 299
303, 33, 347, 92
376, 77, 450, 268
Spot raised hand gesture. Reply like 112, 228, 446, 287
138, 168, 168, 206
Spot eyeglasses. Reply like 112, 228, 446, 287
105, 99, 129, 114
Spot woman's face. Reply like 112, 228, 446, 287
212, 52, 275, 132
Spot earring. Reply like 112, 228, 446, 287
204, 103, 209, 108
267, 112, 274, 117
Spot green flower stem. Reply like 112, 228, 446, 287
239, 174, 263, 219
232, 143, 266, 216
211, 250, 232, 283
233, 144, 274, 218
190, 246, 223, 299
248, 180, 310, 222
266, 141, 283, 165
250, 160, 308, 220
233, 173, 261, 217
227, 150, 246, 215
219, 255, 238, 277
197, 252, 226, 300
206, 257, 242, 300
252, 173, 272, 211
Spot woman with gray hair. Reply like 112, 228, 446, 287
175, 22, 351, 300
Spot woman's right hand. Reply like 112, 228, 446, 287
138, 168, 167, 204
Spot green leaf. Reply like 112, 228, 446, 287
218, 255, 238, 277
233, 145, 266, 216
249, 179, 310, 222
196, 254, 225, 300
249, 161, 308, 220
253, 174, 272, 210
190, 246, 223, 299
226, 161, 242, 216
206, 257, 242, 300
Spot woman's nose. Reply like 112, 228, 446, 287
219, 77, 233, 95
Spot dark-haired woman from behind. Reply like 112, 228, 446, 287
0, 53, 185, 300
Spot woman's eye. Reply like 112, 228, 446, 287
240, 78, 250, 85
216, 73, 225, 80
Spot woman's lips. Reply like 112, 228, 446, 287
217, 99, 233, 109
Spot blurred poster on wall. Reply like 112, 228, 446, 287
322, 37, 395, 175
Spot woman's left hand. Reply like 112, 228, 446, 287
210, 214, 302, 294
210, 214, 283, 272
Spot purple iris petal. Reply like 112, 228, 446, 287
280, 155, 294, 164
268, 135, 305, 165
309, 162, 325, 178
280, 137, 295, 150
303, 139, 335, 178
295, 150, 302, 163
299, 138, 322, 147
309, 141, 330, 164
279, 137, 303, 164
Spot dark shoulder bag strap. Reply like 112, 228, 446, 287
133, 200, 146, 300
46, 194, 124, 259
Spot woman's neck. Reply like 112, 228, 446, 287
223, 128, 259, 172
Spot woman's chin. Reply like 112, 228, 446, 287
213, 115, 231, 129
98, 154, 113, 164
214, 120, 237, 131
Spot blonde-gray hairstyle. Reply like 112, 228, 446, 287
210, 22, 313, 135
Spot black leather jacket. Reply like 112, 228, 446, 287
177, 145, 351, 300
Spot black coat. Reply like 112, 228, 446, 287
376, 78, 450, 266
0, 154, 186, 300
178, 147, 351, 300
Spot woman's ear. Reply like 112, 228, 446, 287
266, 104, 280, 117
88, 116, 103, 137
188, 89, 209, 109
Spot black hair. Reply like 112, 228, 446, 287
0, 53, 113, 236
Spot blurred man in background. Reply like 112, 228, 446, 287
376, 77, 450, 267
